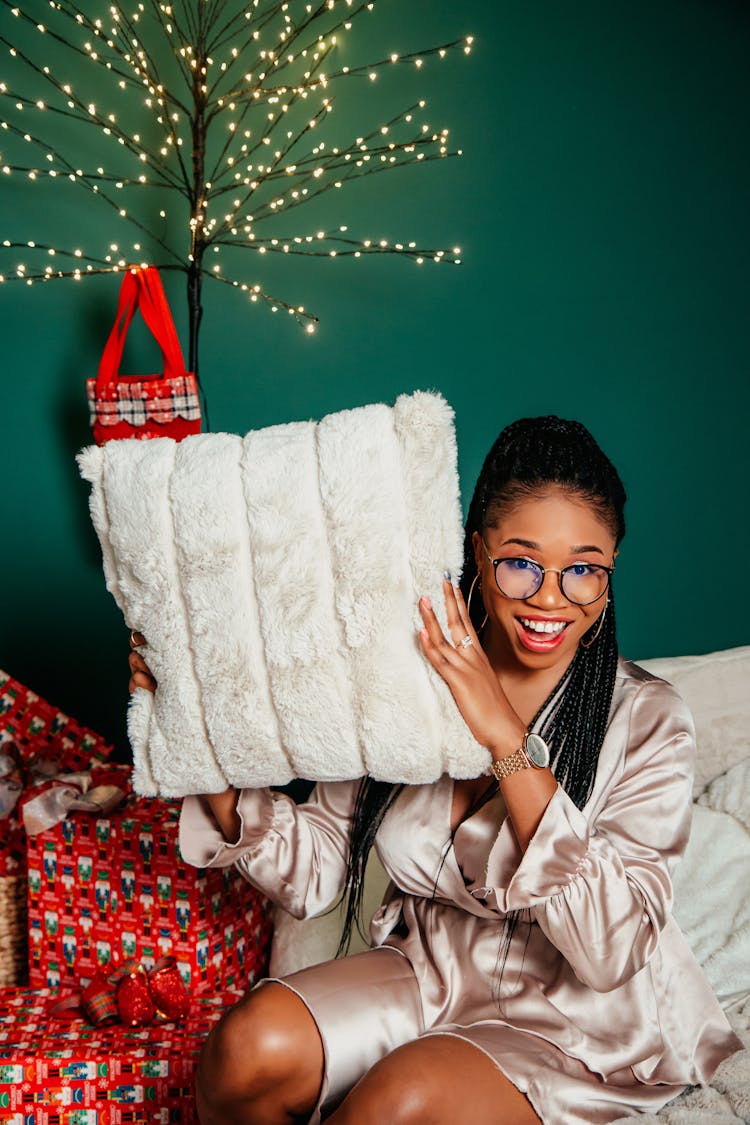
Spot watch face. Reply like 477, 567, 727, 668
525, 733, 550, 768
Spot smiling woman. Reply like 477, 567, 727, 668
164, 415, 742, 1125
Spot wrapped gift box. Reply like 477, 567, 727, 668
26, 790, 273, 993
1, 672, 114, 989
0, 671, 113, 775
0, 985, 245, 1122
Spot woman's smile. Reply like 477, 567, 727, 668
473, 487, 617, 678
514, 615, 572, 651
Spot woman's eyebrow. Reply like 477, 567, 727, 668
570, 544, 605, 556
499, 537, 605, 556
500, 537, 540, 550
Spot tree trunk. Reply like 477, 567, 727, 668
187, 254, 203, 380
189, 48, 208, 426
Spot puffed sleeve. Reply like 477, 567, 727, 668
179, 779, 360, 918
485, 678, 695, 992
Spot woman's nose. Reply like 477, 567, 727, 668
529, 569, 568, 608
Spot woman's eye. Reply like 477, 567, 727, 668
506, 558, 542, 573
571, 564, 593, 576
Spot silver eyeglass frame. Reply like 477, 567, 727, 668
480, 537, 615, 608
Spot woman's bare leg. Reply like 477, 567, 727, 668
327, 1035, 541, 1125
196, 982, 325, 1125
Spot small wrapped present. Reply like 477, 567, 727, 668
0, 984, 244, 1122
0, 671, 114, 988
26, 784, 273, 993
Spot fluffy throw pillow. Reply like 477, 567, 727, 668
636, 646, 750, 797
672, 801, 750, 1005
78, 391, 489, 796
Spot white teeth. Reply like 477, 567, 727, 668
521, 617, 566, 635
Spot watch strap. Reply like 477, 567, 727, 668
489, 747, 531, 781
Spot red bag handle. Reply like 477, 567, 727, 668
96, 267, 187, 391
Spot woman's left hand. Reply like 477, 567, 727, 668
418, 579, 524, 755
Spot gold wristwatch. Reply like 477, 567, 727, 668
489, 732, 550, 781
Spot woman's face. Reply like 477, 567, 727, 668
472, 486, 618, 676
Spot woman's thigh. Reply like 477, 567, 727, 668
327, 1034, 542, 1125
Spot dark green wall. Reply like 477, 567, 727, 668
2, 1, 748, 758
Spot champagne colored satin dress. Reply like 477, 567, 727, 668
180, 659, 741, 1123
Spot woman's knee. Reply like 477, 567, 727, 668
329, 1041, 438, 1125
196, 982, 324, 1122
329, 1035, 540, 1125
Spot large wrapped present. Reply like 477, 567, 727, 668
0, 985, 244, 1122
1, 671, 114, 989
0, 671, 113, 775
26, 787, 273, 992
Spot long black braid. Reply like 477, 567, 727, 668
337, 415, 627, 956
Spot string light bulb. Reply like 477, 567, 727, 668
2, 0, 472, 370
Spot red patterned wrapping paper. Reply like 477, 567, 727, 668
26, 788, 273, 994
0, 817, 25, 880
0, 985, 244, 1122
0, 669, 114, 880
0, 671, 113, 776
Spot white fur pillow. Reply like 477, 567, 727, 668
78, 392, 490, 796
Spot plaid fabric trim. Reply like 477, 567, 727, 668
86, 375, 202, 427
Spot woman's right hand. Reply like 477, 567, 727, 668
128, 632, 157, 694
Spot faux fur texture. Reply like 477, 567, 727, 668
78, 391, 490, 796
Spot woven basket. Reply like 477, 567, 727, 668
0, 873, 27, 986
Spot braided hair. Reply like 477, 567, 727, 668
337, 415, 627, 955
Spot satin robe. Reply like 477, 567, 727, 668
180, 658, 741, 1123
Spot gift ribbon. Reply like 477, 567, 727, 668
1, 740, 125, 834
19, 770, 125, 836
48, 956, 191, 1027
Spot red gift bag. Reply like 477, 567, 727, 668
86, 266, 202, 444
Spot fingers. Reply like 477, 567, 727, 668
418, 595, 458, 668
452, 582, 480, 644
440, 578, 481, 652
129, 630, 147, 650
128, 650, 157, 694
442, 576, 464, 638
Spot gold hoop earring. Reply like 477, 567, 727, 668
467, 573, 488, 630
580, 599, 609, 649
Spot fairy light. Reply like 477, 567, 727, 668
2, 1, 471, 371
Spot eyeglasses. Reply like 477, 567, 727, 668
481, 538, 614, 607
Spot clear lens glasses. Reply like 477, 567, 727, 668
493, 557, 612, 606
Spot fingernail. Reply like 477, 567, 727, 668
421, 595, 432, 609
443, 569, 452, 581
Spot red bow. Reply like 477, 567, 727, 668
48, 957, 191, 1026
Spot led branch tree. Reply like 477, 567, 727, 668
0, 1, 472, 382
